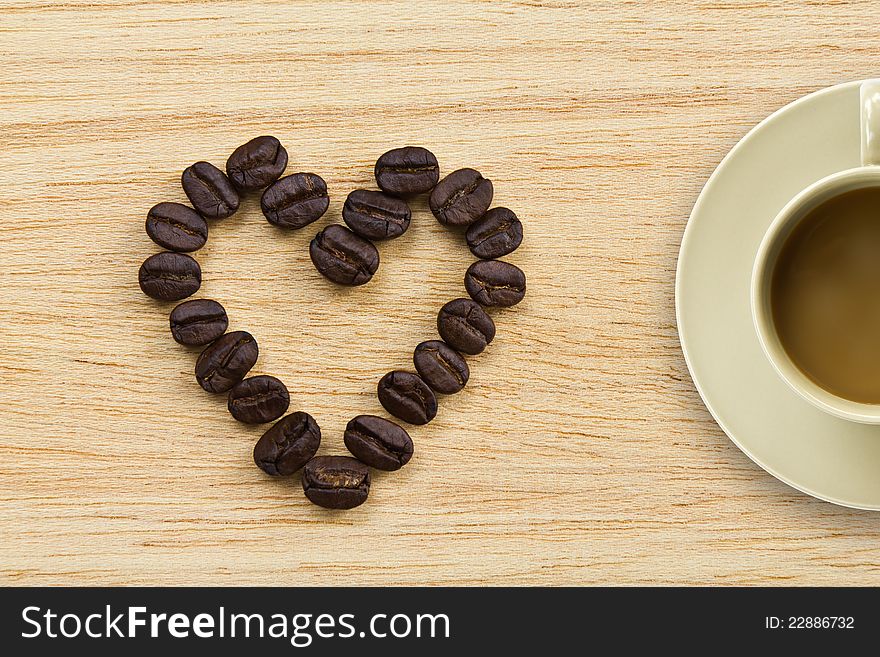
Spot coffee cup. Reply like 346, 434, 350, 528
752, 79, 880, 423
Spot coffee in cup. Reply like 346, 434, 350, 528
752, 79, 880, 423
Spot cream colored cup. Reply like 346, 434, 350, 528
752, 79, 880, 423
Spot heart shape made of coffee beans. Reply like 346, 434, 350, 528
138, 138, 526, 510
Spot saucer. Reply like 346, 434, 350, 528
676, 80, 880, 510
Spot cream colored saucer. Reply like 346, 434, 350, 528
676, 80, 880, 510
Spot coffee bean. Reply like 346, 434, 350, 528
302, 455, 370, 510
342, 189, 411, 240
195, 330, 258, 393
465, 259, 526, 307
225, 136, 288, 192
138, 252, 202, 301
374, 146, 440, 196
254, 411, 321, 476
169, 299, 228, 346
181, 161, 240, 220
465, 207, 523, 259
429, 168, 493, 227
310, 224, 380, 286
228, 375, 290, 424
413, 340, 469, 394
377, 370, 437, 425
145, 202, 208, 253
261, 173, 329, 229
344, 415, 413, 471
436, 298, 495, 355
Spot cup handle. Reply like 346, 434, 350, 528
861, 79, 880, 166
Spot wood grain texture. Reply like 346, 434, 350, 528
2, 0, 880, 586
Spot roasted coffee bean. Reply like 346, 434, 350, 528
145, 202, 207, 253
195, 330, 258, 393
310, 224, 380, 286
436, 298, 495, 355
377, 370, 438, 425
225, 135, 288, 192
429, 168, 493, 227
465, 259, 526, 307
253, 411, 321, 476
228, 375, 290, 424
181, 161, 240, 220
413, 340, 469, 394
342, 189, 411, 240
302, 455, 370, 510
374, 146, 439, 196
465, 207, 523, 259
261, 173, 329, 229
169, 299, 228, 346
138, 252, 201, 301
344, 415, 413, 471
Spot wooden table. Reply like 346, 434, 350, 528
2, 0, 879, 586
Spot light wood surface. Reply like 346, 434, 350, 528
2, 0, 880, 586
